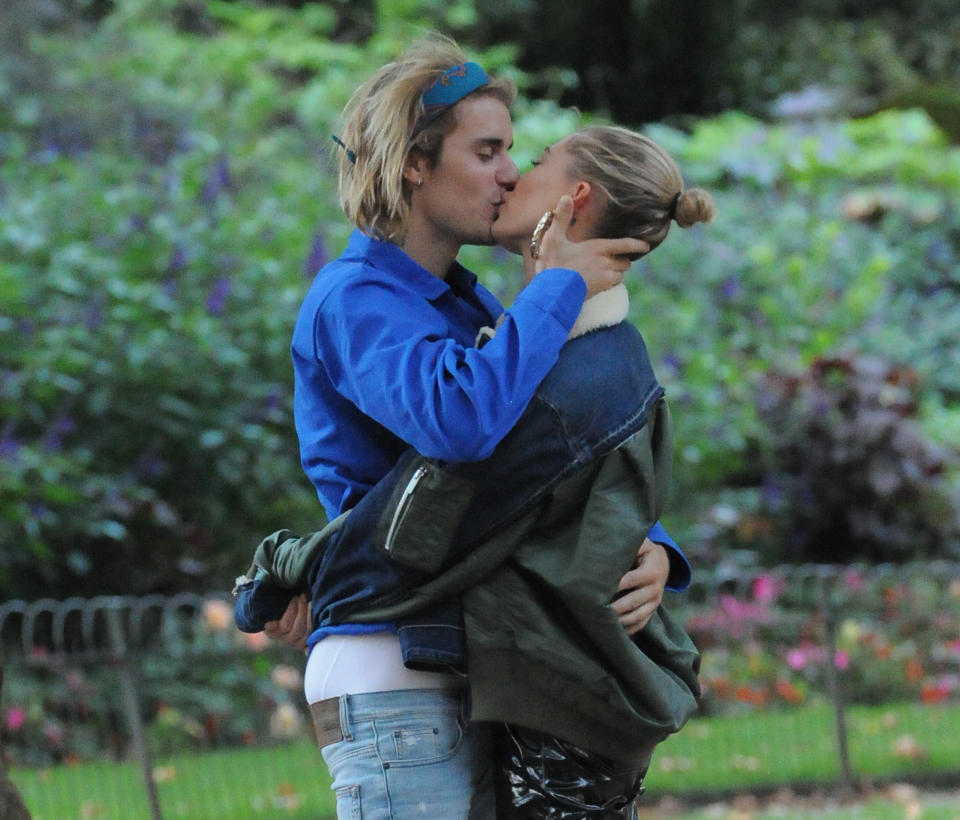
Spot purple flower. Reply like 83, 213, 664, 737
0, 436, 22, 463
719, 275, 742, 301
29, 502, 49, 519
84, 294, 105, 331
661, 353, 682, 375
128, 214, 148, 233
925, 240, 952, 269
304, 232, 328, 277
43, 416, 76, 452
201, 154, 232, 206
135, 453, 166, 479
205, 276, 232, 315
167, 243, 188, 274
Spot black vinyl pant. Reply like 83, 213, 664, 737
494, 723, 646, 819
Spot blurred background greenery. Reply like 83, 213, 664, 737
1, 0, 959, 603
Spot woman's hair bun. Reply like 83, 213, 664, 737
674, 187, 715, 228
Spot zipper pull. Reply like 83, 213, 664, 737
384, 463, 429, 553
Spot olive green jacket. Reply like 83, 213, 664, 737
353, 397, 701, 765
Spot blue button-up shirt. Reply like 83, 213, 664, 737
292, 229, 587, 518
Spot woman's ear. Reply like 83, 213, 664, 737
570, 181, 593, 215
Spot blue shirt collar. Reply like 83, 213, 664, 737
345, 229, 478, 301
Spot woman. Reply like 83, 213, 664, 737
238, 124, 714, 817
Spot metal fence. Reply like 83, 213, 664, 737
2, 562, 959, 819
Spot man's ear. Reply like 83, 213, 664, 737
402, 156, 427, 187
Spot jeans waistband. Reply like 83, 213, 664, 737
309, 688, 469, 749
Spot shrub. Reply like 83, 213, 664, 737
750, 354, 959, 564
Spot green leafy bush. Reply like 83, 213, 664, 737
1, 2, 959, 602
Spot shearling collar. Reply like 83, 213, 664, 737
567, 284, 629, 339
475, 283, 629, 348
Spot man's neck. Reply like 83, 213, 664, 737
399, 223, 460, 280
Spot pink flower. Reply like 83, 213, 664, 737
6, 708, 25, 731
752, 574, 784, 604
834, 650, 850, 670
786, 642, 827, 671
43, 721, 64, 745
843, 569, 865, 592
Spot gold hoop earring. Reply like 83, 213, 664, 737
529, 210, 555, 260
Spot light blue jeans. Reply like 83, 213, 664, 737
319, 689, 494, 819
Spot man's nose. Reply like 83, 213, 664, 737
498, 156, 519, 190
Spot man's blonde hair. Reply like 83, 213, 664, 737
335, 34, 516, 242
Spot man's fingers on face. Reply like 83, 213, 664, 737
553, 194, 574, 226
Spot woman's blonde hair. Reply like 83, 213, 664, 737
564, 126, 715, 251
335, 34, 516, 242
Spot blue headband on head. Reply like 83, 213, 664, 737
422, 61, 489, 108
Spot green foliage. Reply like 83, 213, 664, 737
1, 1, 959, 600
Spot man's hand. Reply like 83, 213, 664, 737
264, 593, 311, 651
534, 196, 649, 298
612, 538, 670, 635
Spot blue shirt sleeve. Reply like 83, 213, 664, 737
312, 268, 586, 463
647, 520, 691, 592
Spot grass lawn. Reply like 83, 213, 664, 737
655, 788, 960, 820
648, 701, 960, 795
13, 742, 336, 820
11, 701, 960, 819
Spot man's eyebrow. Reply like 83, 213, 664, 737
475, 137, 513, 150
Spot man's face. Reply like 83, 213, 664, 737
414, 95, 519, 250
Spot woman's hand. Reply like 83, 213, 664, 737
533, 195, 649, 299
611, 538, 670, 635
264, 593, 312, 651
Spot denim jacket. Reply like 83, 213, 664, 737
236, 298, 688, 674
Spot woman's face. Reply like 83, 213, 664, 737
491, 138, 576, 254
